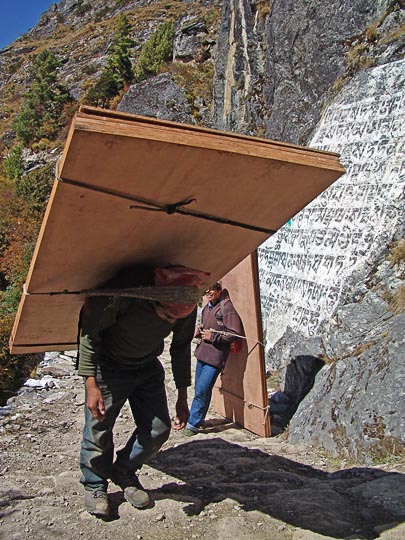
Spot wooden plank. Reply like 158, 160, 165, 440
79, 106, 345, 167
212, 253, 270, 437
10, 107, 345, 353
10, 294, 83, 353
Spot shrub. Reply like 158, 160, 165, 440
13, 102, 39, 145
3, 145, 25, 181
170, 61, 214, 110
0, 314, 41, 406
31, 138, 52, 152
95, 7, 111, 22
0, 186, 42, 294
0, 189, 42, 404
82, 64, 99, 76
105, 14, 135, 89
392, 285, 405, 314
76, 2, 91, 16
82, 70, 120, 108
16, 163, 54, 212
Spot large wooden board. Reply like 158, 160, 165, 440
10, 106, 344, 353
212, 253, 270, 437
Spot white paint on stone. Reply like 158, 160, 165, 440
259, 59, 405, 352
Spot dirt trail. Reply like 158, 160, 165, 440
1, 344, 405, 540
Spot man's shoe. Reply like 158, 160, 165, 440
84, 489, 109, 516
111, 465, 150, 509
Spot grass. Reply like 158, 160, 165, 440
392, 285, 405, 314
169, 61, 215, 114
389, 239, 405, 267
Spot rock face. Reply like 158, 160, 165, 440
213, 0, 266, 134
212, 0, 404, 144
260, 59, 405, 354
289, 310, 405, 464
255, 33, 405, 458
262, 0, 401, 145
173, 15, 211, 63
118, 72, 195, 123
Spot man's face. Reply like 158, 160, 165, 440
204, 285, 221, 304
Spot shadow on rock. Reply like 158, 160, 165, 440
0, 488, 36, 519
149, 438, 405, 540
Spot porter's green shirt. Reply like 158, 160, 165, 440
78, 296, 196, 388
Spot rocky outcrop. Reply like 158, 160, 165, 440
287, 234, 405, 464
262, 0, 402, 145
118, 72, 195, 124
0, 0, 219, 104
289, 308, 405, 464
212, 0, 404, 143
213, 0, 266, 134
173, 15, 212, 63
257, 22, 404, 458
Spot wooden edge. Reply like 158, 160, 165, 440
78, 105, 342, 158
74, 108, 345, 173
23, 179, 60, 289
10, 343, 77, 354
213, 252, 270, 438
250, 252, 271, 437
71, 117, 345, 173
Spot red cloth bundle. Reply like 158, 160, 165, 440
154, 266, 210, 318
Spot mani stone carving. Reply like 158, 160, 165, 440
259, 59, 405, 363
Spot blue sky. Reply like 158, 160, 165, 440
0, 0, 58, 49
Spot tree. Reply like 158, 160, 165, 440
83, 14, 134, 107
13, 50, 72, 144
134, 21, 174, 83
83, 70, 120, 108
105, 13, 135, 90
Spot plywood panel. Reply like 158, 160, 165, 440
10, 107, 344, 353
212, 253, 270, 437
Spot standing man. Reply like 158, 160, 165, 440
78, 264, 208, 516
185, 282, 244, 435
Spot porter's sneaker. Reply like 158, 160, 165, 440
111, 465, 150, 509
84, 489, 109, 516
183, 428, 198, 436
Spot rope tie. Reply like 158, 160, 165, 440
217, 387, 270, 425
247, 341, 260, 357
55, 167, 277, 236
209, 328, 265, 349
130, 198, 196, 215
21, 284, 203, 305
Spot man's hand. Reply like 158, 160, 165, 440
85, 376, 105, 421
201, 328, 213, 342
172, 387, 189, 430
194, 325, 202, 338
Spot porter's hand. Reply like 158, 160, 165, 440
85, 377, 105, 421
172, 388, 189, 430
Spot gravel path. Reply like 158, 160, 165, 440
1, 344, 405, 540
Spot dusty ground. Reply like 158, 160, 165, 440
1, 343, 405, 540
